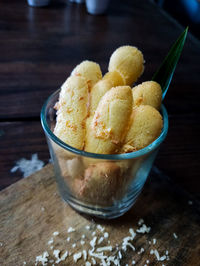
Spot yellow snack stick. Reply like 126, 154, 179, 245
108, 46, 144, 86
71, 60, 102, 90
54, 76, 89, 150
85, 86, 133, 154
73, 162, 122, 205
132, 81, 162, 110
89, 71, 125, 116
122, 105, 163, 152
103, 70, 126, 87
89, 79, 112, 116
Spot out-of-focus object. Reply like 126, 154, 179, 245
27, 0, 50, 7
181, 0, 200, 23
154, 0, 200, 39
69, 0, 85, 3
86, 0, 110, 15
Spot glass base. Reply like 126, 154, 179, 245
60, 184, 143, 219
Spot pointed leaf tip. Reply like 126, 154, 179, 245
152, 27, 188, 100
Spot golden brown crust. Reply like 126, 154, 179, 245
71, 60, 102, 89
103, 71, 126, 87
108, 46, 144, 86
85, 86, 133, 154
132, 81, 162, 110
122, 105, 163, 151
89, 79, 112, 116
54, 76, 89, 150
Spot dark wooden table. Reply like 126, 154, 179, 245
0, 0, 200, 199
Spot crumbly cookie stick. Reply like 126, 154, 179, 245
108, 46, 144, 86
71, 60, 102, 90
132, 81, 162, 110
85, 86, 133, 154
89, 71, 125, 116
54, 76, 89, 150
122, 105, 163, 152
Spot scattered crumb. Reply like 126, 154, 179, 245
11, 153, 44, 178
97, 225, 105, 232
33, 219, 173, 265
53, 249, 68, 264
91, 257, 96, 264
47, 238, 54, 245
35, 251, 49, 265
129, 228, 136, 238
68, 227, 75, 233
41, 207, 45, 212
138, 218, 144, 226
138, 247, 144, 254
122, 237, 135, 251
53, 249, 60, 260
150, 249, 168, 262
96, 246, 112, 252
85, 225, 91, 230
136, 224, 151, 234
60, 250, 68, 262
118, 251, 122, 259
73, 252, 82, 262
104, 232, 109, 238
81, 240, 85, 245
90, 236, 97, 248
0, 242, 3, 247
98, 237, 104, 244
83, 250, 87, 261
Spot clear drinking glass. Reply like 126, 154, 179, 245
41, 89, 168, 219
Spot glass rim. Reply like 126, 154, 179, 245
41, 88, 168, 160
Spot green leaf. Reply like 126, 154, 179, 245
152, 27, 188, 100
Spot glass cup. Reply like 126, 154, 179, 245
41, 89, 168, 219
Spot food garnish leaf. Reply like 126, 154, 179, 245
152, 27, 188, 99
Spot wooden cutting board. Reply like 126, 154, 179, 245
0, 164, 200, 266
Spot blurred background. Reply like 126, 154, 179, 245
154, 0, 200, 39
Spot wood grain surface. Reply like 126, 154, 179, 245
0, 164, 200, 265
